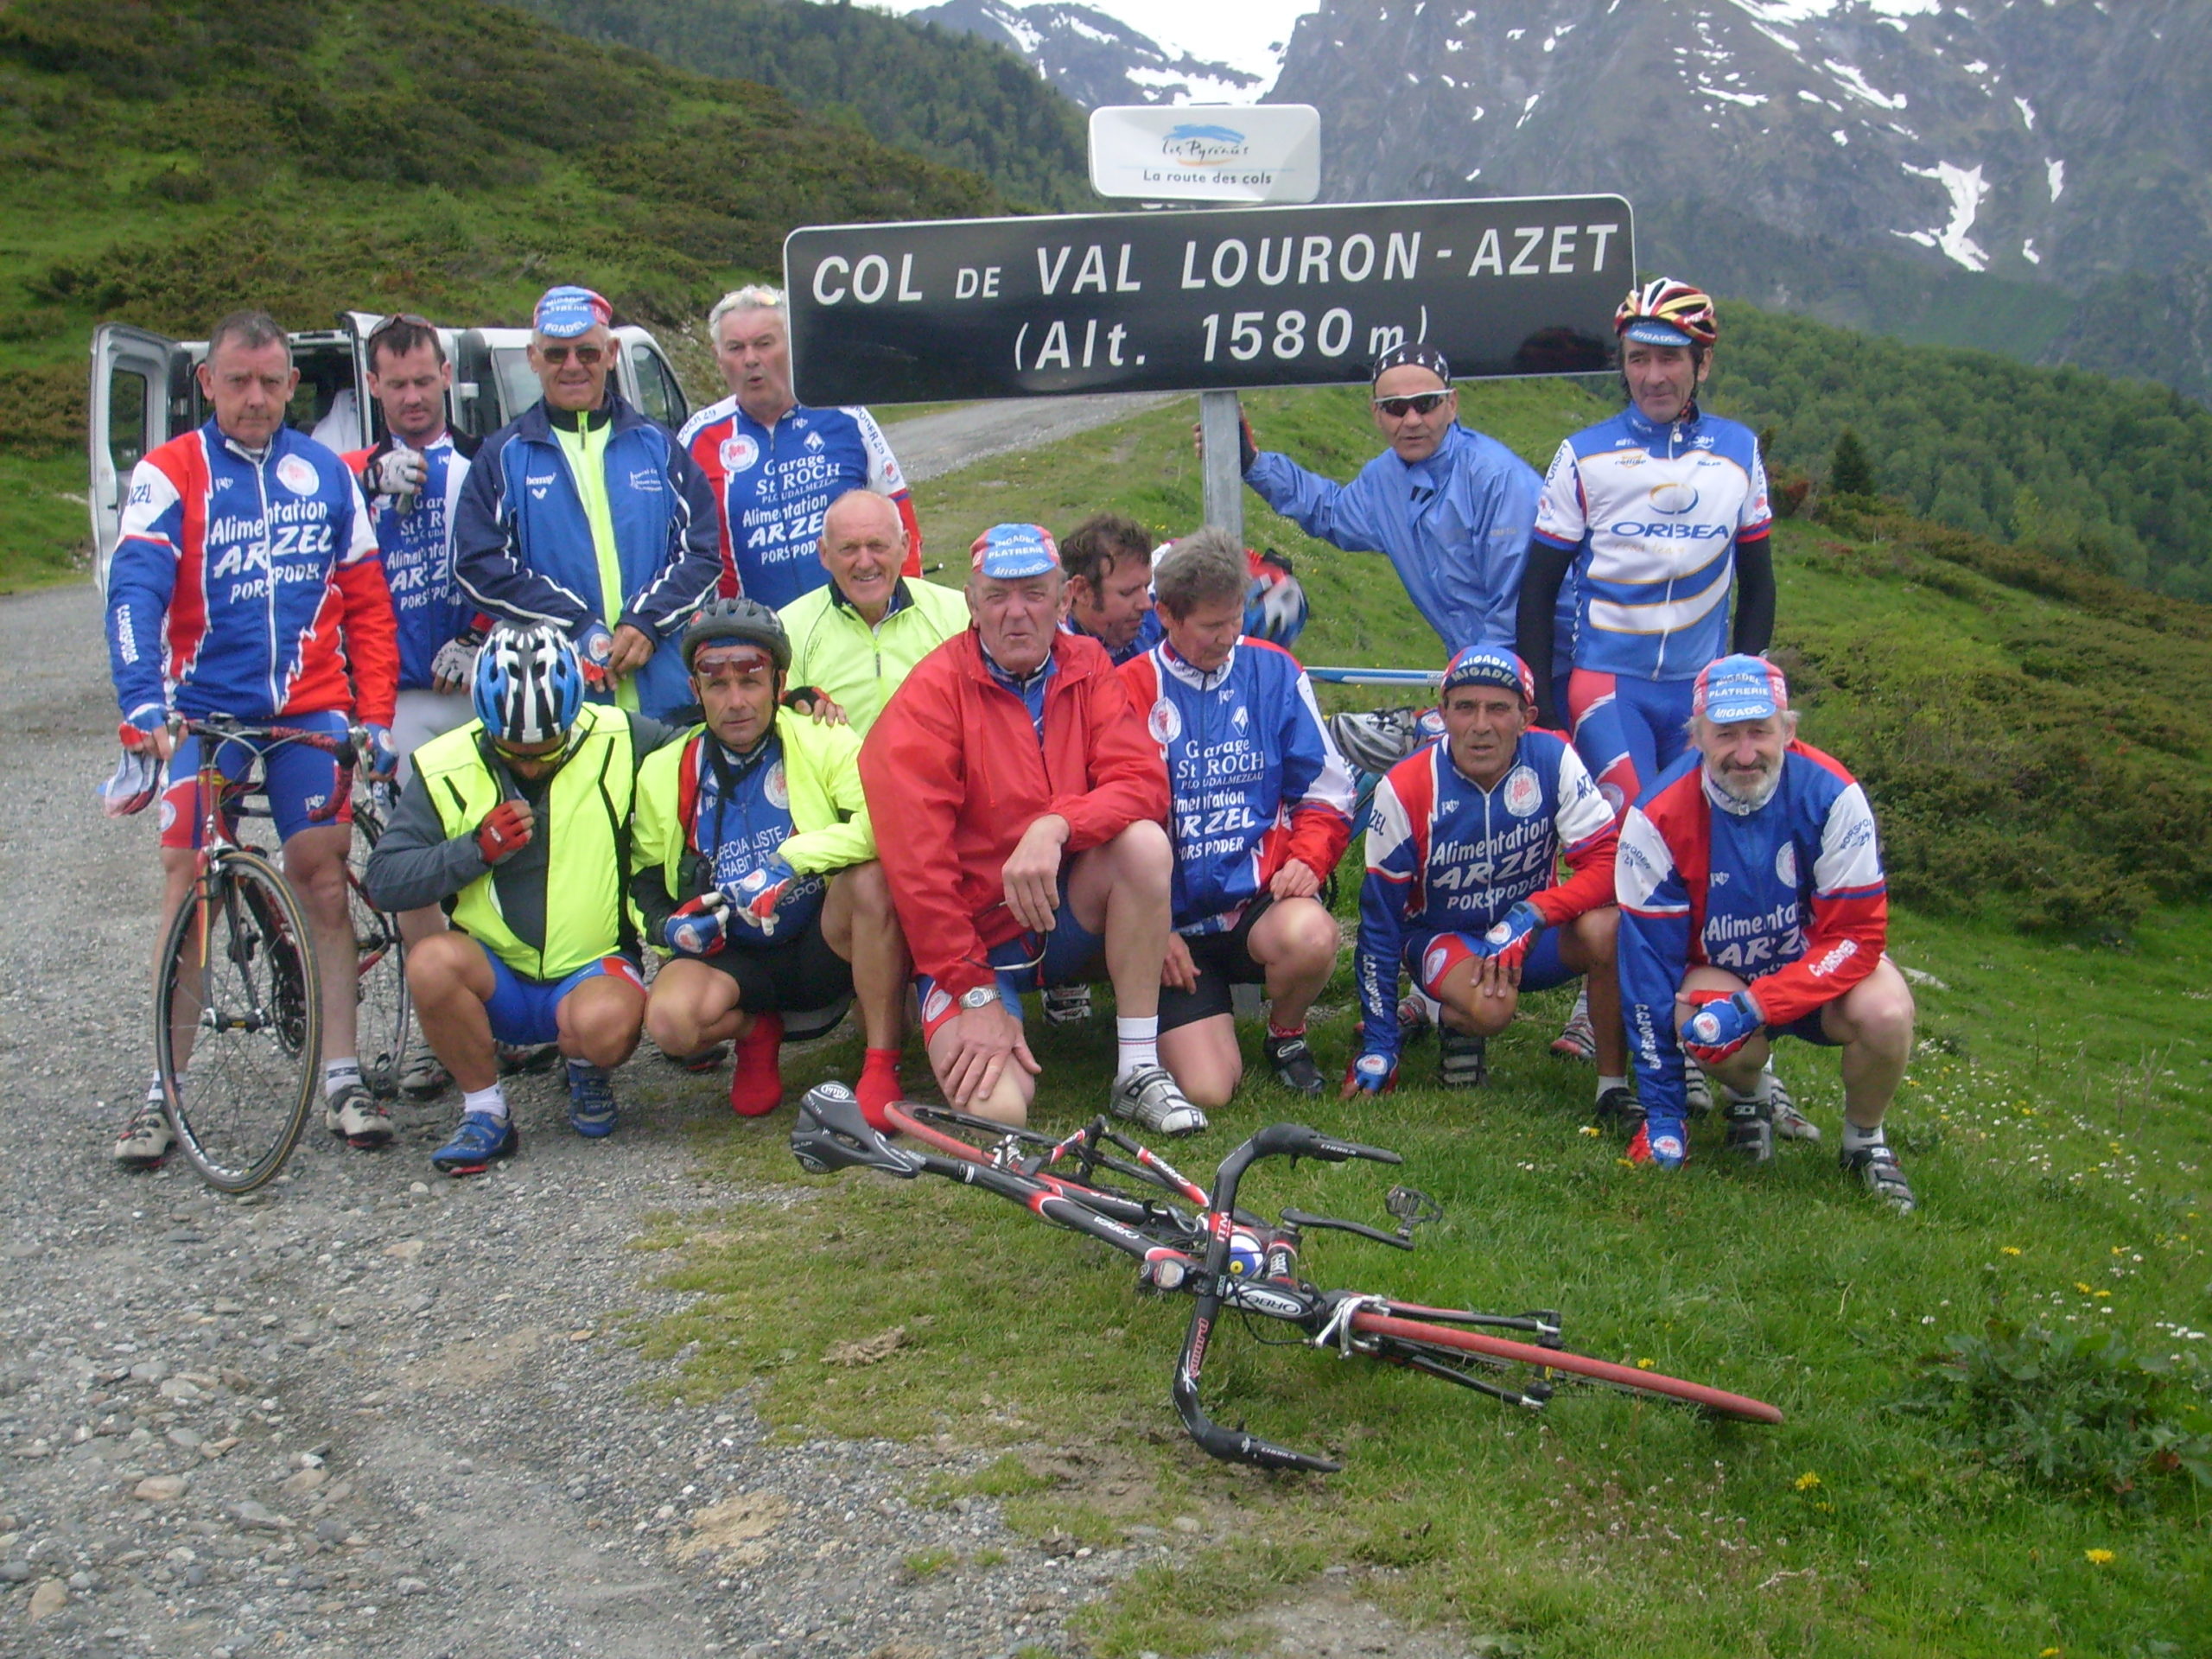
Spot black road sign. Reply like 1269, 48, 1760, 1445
784, 194, 1630, 405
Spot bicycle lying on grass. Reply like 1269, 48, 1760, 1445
791, 1085, 1782, 1471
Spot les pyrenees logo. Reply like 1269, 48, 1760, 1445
1162, 123, 1251, 170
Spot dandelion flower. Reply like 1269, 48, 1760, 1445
1794, 1471, 1821, 1491
2075, 1282, 2095, 1294
1580, 1124, 1602, 1137
2085, 1548, 2114, 1567
1636, 1357, 1656, 1370
2000, 1246, 2022, 1256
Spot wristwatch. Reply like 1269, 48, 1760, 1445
958, 986, 997, 1011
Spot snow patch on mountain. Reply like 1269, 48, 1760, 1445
1901, 161, 1991, 271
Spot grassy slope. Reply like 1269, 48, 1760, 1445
621, 383, 2212, 1656
0, 0, 1008, 589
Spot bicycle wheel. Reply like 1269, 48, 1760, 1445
347, 804, 412, 1098
1352, 1311, 1783, 1425
155, 849, 321, 1194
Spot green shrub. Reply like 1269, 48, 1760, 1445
1904, 1320, 2212, 1502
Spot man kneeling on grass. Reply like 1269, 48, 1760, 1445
1344, 647, 1627, 1109
859, 524, 1198, 1136
1615, 655, 1916, 1211
1118, 527, 1354, 1107
630, 598, 909, 1126
365, 624, 671, 1173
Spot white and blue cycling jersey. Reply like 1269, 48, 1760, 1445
344, 433, 474, 691
679, 397, 918, 609
1354, 730, 1615, 1059
1533, 404, 1770, 680
1615, 742, 1889, 1122
1119, 638, 1355, 934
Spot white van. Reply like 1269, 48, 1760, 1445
87, 310, 693, 585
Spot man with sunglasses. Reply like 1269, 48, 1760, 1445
364, 623, 679, 1172
454, 285, 721, 722
1220, 345, 1544, 656
632, 599, 911, 1124
859, 524, 1200, 1136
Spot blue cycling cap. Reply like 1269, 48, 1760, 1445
1440, 645, 1535, 705
1621, 317, 1697, 348
969, 523, 1061, 580
1694, 654, 1789, 724
533, 285, 612, 340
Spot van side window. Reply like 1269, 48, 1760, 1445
631, 346, 684, 429
108, 367, 150, 480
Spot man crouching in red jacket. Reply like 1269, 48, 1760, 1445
859, 524, 1207, 1137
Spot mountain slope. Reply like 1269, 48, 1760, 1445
909, 0, 1261, 108
508, 0, 1096, 211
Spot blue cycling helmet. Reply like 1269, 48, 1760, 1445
472, 622, 584, 746
1243, 550, 1308, 647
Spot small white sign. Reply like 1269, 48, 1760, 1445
1089, 105, 1321, 205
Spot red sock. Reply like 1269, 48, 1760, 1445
728, 1013, 785, 1117
855, 1046, 903, 1132
1267, 1021, 1306, 1041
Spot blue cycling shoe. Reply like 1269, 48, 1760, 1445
1628, 1117, 1688, 1170
431, 1112, 518, 1177
567, 1062, 619, 1138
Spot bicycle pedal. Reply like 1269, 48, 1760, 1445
1384, 1185, 1443, 1230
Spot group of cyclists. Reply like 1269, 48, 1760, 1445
101, 272, 1915, 1214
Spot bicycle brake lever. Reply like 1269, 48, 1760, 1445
1277, 1208, 1414, 1251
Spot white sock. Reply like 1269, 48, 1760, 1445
1722, 1071, 1774, 1105
145, 1071, 167, 1103
462, 1084, 509, 1123
1842, 1121, 1887, 1154
1596, 1074, 1627, 1100
1116, 1015, 1160, 1081
322, 1058, 362, 1098
1570, 983, 1591, 1020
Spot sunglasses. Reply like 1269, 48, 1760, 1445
536, 344, 606, 367
366, 312, 435, 344
1372, 391, 1451, 420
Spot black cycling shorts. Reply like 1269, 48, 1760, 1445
1157, 899, 1274, 1034
697, 919, 852, 1014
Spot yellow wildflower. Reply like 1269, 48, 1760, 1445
2085, 1548, 2115, 1567
1794, 1471, 1822, 1491
2075, 1282, 2095, 1294
2000, 1246, 2022, 1256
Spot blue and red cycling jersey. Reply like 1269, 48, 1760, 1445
1118, 638, 1355, 935
1354, 729, 1616, 1060
678, 397, 920, 608
106, 419, 396, 728
1615, 742, 1889, 1122
1532, 404, 1770, 681
342, 433, 474, 691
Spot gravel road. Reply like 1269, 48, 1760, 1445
0, 391, 1458, 1658
880, 394, 1182, 486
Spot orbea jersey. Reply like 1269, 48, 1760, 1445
1532, 404, 1770, 681
107, 419, 396, 726
1355, 730, 1615, 1059
1615, 742, 1887, 1121
1119, 639, 1354, 934
678, 397, 920, 607
343, 433, 474, 691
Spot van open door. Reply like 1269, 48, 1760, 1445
89, 323, 192, 590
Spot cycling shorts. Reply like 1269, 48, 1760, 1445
1568, 671, 1696, 819
1157, 898, 1274, 1034
158, 709, 353, 851
690, 918, 852, 1015
915, 901, 1105, 1043
482, 951, 645, 1048
1410, 925, 1575, 1001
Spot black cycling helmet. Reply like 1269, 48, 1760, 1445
682, 596, 790, 674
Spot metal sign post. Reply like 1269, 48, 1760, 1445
1198, 390, 1245, 545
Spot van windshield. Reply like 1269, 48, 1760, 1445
489, 346, 543, 420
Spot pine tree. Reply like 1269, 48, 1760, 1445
1830, 428, 1877, 497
